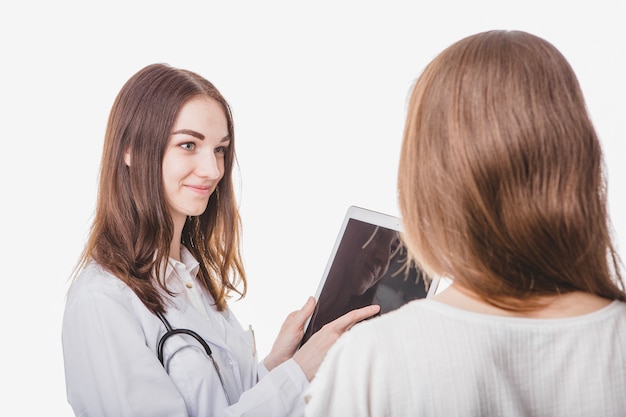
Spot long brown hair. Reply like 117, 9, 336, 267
398, 30, 625, 310
75, 63, 246, 313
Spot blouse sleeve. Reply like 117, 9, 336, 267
303, 325, 390, 417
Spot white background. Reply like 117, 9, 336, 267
1, 1, 624, 415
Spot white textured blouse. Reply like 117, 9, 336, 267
304, 298, 626, 417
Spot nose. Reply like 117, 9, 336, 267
196, 152, 222, 180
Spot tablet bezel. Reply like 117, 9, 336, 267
300, 205, 440, 346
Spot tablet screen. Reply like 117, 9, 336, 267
300, 207, 436, 346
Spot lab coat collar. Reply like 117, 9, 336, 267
163, 247, 200, 286
159, 247, 232, 352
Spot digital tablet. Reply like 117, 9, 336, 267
300, 205, 440, 347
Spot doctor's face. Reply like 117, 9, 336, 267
162, 97, 230, 228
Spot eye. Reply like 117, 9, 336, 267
215, 145, 228, 155
180, 142, 195, 151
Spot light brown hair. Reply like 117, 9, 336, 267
75, 63, 246, 313
398, 30, 625, 310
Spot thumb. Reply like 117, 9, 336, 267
299, 296, 316, 317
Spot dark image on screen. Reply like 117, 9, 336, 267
301, 218, 429, 346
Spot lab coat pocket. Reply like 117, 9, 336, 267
241, 327, 259, 387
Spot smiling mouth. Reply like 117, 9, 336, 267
186, 185, 212, 194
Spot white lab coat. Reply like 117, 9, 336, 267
62, 252, 308, 417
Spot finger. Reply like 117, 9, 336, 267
299, 296, 315, 316
328, 304, 381, 332
288, 296, 316, 324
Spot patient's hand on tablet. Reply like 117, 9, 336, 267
263, 297, 380, 379
293, 300, 380, 381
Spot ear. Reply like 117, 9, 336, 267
124, 149, 131, 166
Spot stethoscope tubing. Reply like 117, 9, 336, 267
155, 311, 231, 405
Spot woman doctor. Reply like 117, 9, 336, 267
61, 63, 379, 417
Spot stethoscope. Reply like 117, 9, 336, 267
155, 311, 232, 405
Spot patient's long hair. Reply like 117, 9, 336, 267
398, 30, 625, 310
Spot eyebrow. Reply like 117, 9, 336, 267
171, 129, 231, 143
171, 129, 205, 140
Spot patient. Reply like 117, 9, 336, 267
304, 30, 626, 416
